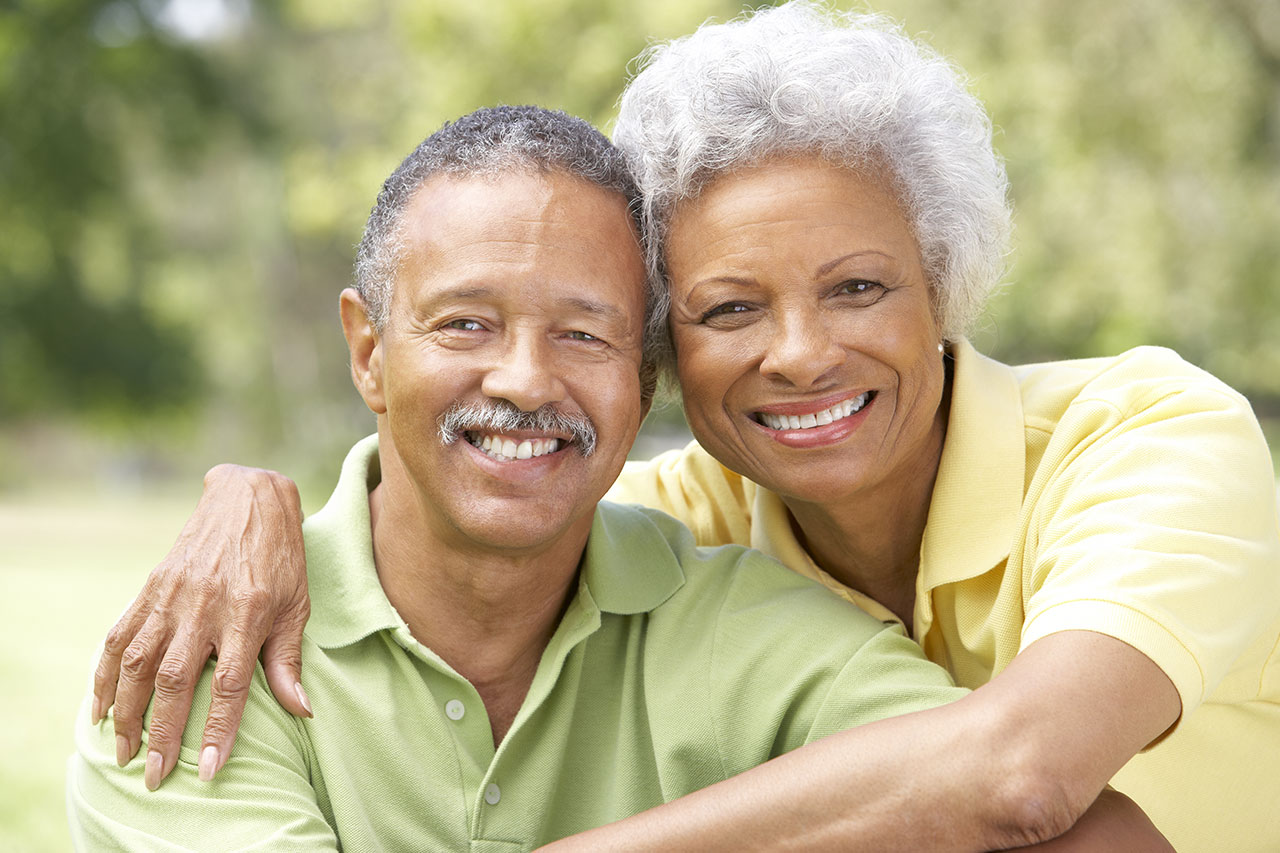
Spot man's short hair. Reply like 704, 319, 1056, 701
355, 105, 646, 331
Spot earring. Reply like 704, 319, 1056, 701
937, 343, 945, 354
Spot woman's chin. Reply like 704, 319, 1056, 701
703, 428, 874, 506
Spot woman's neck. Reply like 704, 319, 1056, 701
784, 379, 951, 633
785, 476, 933, 632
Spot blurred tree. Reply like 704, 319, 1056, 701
0, 0, 279, 420
2, 0, 1275, 485
876, 0, 1280, 410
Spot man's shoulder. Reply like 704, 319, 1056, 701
592, 500, 891, 646
586, 505, 963, 774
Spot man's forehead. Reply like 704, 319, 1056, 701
398, 171, 635, 267
391, 169, 647, 325
403, 168, 632, 230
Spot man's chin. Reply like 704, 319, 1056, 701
448, 501, 597, 554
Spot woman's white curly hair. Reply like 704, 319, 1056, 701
613, 1, 1012, 370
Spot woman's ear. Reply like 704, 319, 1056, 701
340, 288, 386, 414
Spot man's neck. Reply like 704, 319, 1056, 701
367, 478, 589, 745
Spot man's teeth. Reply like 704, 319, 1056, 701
470, 434, 562, 461
758, 393, 870, 431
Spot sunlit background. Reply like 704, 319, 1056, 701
3, 0, 1278, 849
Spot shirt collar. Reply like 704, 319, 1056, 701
579, 501, 687, 614
918, 338, 1025, 590
304, 435, 686, 649
304, 434, 402, 649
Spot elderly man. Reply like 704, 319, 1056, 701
67, 106, 967, 850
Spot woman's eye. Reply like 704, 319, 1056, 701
838, 280, 886, 302
701, 302, 752, 323
444, 319, 485, 331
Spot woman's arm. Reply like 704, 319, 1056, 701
1028, 788, 1172, 852
92, 463, 312, 790
538, 629, 1179, 852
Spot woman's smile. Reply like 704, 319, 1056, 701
752, 390, 873, 431
747, 390, 877, 449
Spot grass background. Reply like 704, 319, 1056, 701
1, 488, 198, 852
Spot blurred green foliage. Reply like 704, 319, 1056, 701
1, 0, 1277, 487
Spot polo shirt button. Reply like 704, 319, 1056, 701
484, 783, 501, 805
444, 699, 465, 721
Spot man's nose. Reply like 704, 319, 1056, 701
480, 331, 568, 412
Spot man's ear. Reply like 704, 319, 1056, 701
340, 288, 386, 414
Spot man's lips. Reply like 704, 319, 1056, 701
465, 431, 570, 462
752, 391, 874, 432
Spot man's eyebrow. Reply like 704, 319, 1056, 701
414, 286, 495, 314
555, 295, 626, 322
415, 287, 625, 322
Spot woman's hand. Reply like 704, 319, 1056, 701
91, 463, 312, 791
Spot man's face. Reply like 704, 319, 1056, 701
356, 169, 648, 556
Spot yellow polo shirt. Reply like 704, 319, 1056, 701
608, 339, 1280, 853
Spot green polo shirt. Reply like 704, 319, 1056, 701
69, 435, 965, 852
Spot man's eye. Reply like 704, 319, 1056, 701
444, 319, 485, 331
701, 302, 752, 323
565, 330, 600, 342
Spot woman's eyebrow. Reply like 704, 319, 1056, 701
817, 251, 895, 276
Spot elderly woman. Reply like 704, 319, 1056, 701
92, 3, 1280, 850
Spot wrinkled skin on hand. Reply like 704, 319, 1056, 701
92, 463, 312, 791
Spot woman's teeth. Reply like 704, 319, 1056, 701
469, 434, 562, 461
758, 393, 870, 431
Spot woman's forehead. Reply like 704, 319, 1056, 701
664, 156, 919, 271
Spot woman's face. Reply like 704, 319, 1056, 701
666, 155, 948, 506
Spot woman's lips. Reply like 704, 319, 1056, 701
754, 391, 873, 431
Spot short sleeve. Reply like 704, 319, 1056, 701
1022, 377, 1280, 715
67, 655, 338, 852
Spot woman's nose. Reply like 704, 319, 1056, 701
758, 313, 847, 388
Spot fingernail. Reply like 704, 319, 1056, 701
116, 735, 130, 767
90, 698, 101, 725
145, 751, 163, 791
294, 682, 313, 717
198, 745, 220, 782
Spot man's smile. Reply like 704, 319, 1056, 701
467, 432, 565, 461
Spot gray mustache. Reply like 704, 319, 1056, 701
437, 400, 597, 457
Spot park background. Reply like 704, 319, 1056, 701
2, 0, 1277, 849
